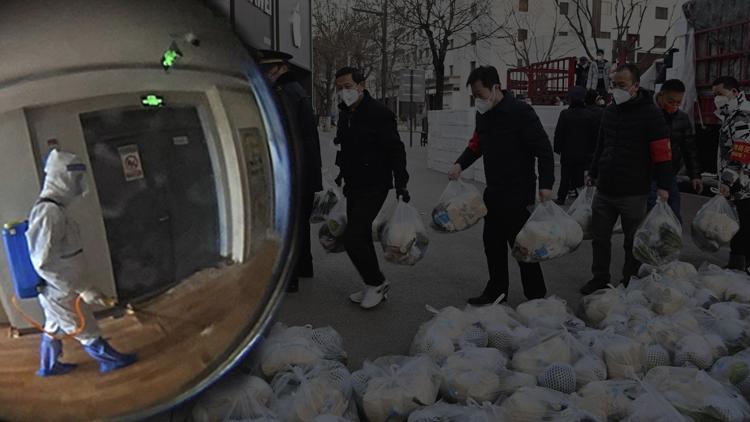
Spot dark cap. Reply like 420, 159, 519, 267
256, 49, 293, 65
568, 86, 586, 101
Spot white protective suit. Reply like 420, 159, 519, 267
26, 150, 100, 344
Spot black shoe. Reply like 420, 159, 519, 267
579, 278, 609, 295
297, 262, 314, 278
286, 278, 299, 293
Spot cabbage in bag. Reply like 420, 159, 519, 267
633, 200, 683, 267
319, 198, 347, 253
380, 200, 429, 266
512, 201, 583, 263
568, 186, 595, 240
431, 180, 487, 232
692, 195, 740, 253
311, 173, 341, 223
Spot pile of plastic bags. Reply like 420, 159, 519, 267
431, 180, 487, 232
633, 201, 683, 266
692, 195, 741, 253
512, 201, 583, 262
380, 201, 429, 266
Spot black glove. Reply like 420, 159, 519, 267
335, 172, 343, 187
396, 188, 410, 203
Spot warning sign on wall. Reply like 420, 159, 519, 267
118, 144, 145, 181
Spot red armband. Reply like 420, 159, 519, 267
650, 138, 672, 163
468, 131, 481, 153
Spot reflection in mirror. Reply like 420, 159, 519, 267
0, 1, 294, 420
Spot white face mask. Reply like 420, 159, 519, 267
339, 88, 361, 107
475, 86, 498, 114
714, 95, 733, 112
612, 88, 632, 105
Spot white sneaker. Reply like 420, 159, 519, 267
360, 282, 390, 309
349, 289, 365, 304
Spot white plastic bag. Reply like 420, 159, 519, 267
499, 386, 596, 422
191, 375, 277, 422
380, 200, 429, 266
577, 380, 643, 421
632, 200, 683, 267
516, 296, 585, 331
440, 347, 507, 403
410, 305, 479, 364
362, 356, 442, 422
311, 174, 341, 224
372, 195, 396, 242
259, 323, 324, 378
407, 400, 507, 422
710, 349, 750, 399
567, 186, 595, 240
512, 201, 583, 263
431, 180, 487, 232
511, 330, 574, 377
271, 361, 357, 422
318, 198, 347, 253
692, 195, 740, 252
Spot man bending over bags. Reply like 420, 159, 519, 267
448, 66, 555, 305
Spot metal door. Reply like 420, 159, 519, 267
81, 107, 220, 300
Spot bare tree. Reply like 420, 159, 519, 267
388, 0, 500, 110
312, 0, 379, 117
555, 0, 679, 64
495, 2, 574, 67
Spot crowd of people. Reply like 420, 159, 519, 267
263, 48, 750, 312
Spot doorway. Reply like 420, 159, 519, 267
81, 107, 221, 301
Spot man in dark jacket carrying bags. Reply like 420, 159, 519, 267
448, 66, 555, 305
580, 63, 673, 295
648, 79, 703, 221
334, 67, 410, 310
554, 86, 599, 204
258, 49, 323, 293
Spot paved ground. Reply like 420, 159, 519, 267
157, 128, 725, 420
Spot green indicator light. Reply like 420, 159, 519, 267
141, 95, 164, 107
161, 42, 183, 71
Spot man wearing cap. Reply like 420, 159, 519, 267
554, 86, 599, 205
258, 49, 323, 293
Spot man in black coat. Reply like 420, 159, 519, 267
575, 57, 590, 88
334, 67, 410, 309
581, 63, 673, 295
258, 49, 323, 293
449, 66, 555, 305
648, 79, 703, 221
554, 86, 599, 204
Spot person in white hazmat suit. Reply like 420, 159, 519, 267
27, 149, 137, 376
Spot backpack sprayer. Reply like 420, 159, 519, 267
2, 220, 114, 339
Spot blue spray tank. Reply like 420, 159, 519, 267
2, 220, 42, 299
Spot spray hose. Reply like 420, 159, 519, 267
11, 294, 87, 340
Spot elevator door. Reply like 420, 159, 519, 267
81, 107, 220, 301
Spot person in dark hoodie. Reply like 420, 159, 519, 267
649, 79, 703, 221
580, 63, 672, 295
448, 66, 555, 305
258, 49, 323, 293
554, 86, 599, 205
333, 66, 410, 310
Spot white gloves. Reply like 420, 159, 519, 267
80, 289, 115, 307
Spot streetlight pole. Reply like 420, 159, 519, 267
352, 2, 388, 102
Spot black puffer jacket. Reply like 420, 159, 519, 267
554, 103, 598, 164
335, 90, 409, 196
274, 72, 323, 195
589, 89, 672, 196
664, 109, 700, 178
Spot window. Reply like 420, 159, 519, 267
602, 1, 612, 15
450, 39, 454, 49
559, 1, 569, 15
598, 31, 611, 39
558, 31, 568, 36
654, 35, 667, 49
471, 32, 477, 45
519, 0, 528, 12
518, 28, 528, 41
449, 65, 454, 75
470, 61, 476, 71
655, 7, 669, 20
518, 58, 525, 66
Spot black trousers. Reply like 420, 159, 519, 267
591, 192, 648, 283
557, 160, 586, 201
596, 79, 607, 98
730, 198, 750, 259
295, 193, 315, 278
483, 190, 546, 300
345, 190, 389, 286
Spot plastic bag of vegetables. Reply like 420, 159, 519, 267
512, 201, 583, 263
380, 200, 429, 266
567, 186, 595, 240
431, 180, 487, 233
692, 195, 740, 253
191, 374, 277, 422
318, 198, 347, 253
633, 200, 683, 267
311, 173, 341, 223
372, 195, 396, 242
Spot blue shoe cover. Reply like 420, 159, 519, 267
37, 335, 77, 377
83, 337, 137, 373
